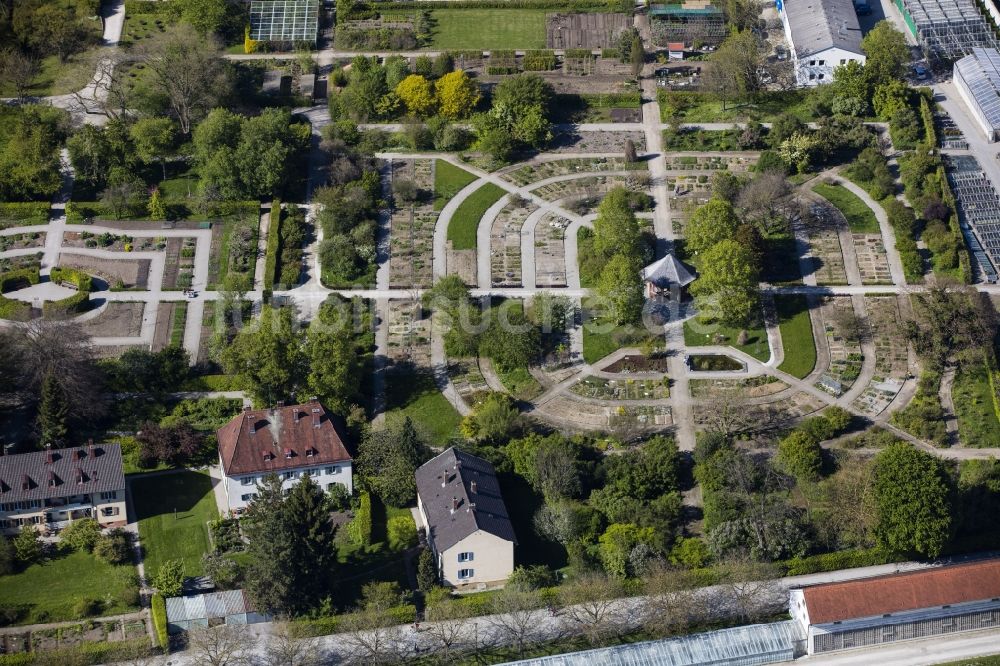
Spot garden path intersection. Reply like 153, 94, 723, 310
6, 88, 1000, 460
3, 26, 1000, 461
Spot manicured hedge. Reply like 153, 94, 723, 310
581, 92, 642, 108
277, 206, 306, 287
348, 490, 373, 546
65, 202, 108, 225
0, 202, 50, 228
782, 548, 895, 576
374, 0, 629, 9
0, 638, 153, 666
50, 267, 93, 291
291, 604, 417, 637
152, 594, 168, 648
263, 199, 281, 289
0, 267, 40, 293
42, 291, 91, 317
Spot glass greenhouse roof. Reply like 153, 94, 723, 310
957, 48, 1000, 132
249, 0, 319, 41
502, 621, 799, 666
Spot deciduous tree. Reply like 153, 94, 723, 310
435, 70, 481, 120
221, 306, 307, 405
869, 443, 953, 558
395, 74, 435, 117
685, 198, 740, 254
691, 239, 761, 327
861, 21, 910, 88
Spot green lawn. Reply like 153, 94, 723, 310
812, 183, 880, 234
447, 182, 506, 251
658, 89, 817, 123
133, 471, 219, 580
582, 311, 664, 365
953, 361, 1000, 448
934, 657, 1000, 666
427, 9, 547, 49
170, 301, 188, 347
0, 549, 139, 625
385, 367, 462, 445
434, 160, 477, 211
495, 366, 544, 401
775, 295, 816, 379
683, 319, 770, 363
0, 50, 101, 98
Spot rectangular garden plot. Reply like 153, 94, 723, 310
535, 212, 568, 287
491, 199, 536, 287
570, 376, 669, 400
851, 296, 910, 416
386, 300, 431, 366
814, 297, 864, 397
389, 159, 436, 289
852, 234, 892, 284
502, 157, 636, 187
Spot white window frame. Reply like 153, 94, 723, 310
457, 568, 474, 580
457, 552, 473, 563
100, 491, 117, 500
101, 506, 119, 517
240, 476, 256, 486
325, 466, 339, 475
241, 493, 257, 502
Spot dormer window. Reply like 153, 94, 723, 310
306, 447, 316, 457
47, 471, 58, 487
260, 450, 273, 461
21, 474, 31, 491
284, 448, 293, 459
75, 469, 85, 485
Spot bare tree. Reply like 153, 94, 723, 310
715, 556, 784, 623
699, 391, 758, 439
738, 171, 792, 234
557, 573, 628, 644
486, 587, 545, 659
338, 610, 406, 665
187, 623, 256, 666
138, 25, 229, 134
73, 52, 133, 121
262, 622, 324, 666
5, 320, 106, 421
0, 48, 39, 100
423, 597, 475, 663
641, 564, 709, 638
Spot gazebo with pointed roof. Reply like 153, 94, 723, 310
640, 254, 695, 299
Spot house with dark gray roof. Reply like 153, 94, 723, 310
0, 442, 127, 535
415, 447, 516, 589
778, 0, 866, 86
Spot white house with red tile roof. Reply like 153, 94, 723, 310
216, 399, 353, 515
790, 559, 1000, 654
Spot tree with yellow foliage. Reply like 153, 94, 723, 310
395, 74, 435, 117
435, 70, 480, 120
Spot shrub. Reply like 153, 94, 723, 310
387, 515, 417, 550
73, 597, 103, 618
94, 528, 133, 565
782, 547, 894, 575
263, 199, 281, 289
151, 594, 168, 648
348, 490, 372, 546
61, 518, 102, 552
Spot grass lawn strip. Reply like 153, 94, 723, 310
496, 365, 544, 401
812, 182, 880, 234
683, 319, 770, 363
775, 295, 817, 379
447, 182, 506, 251
427, 9, 546, 49
0, 549, 139, 625
133, 470, 218, 579
953, 361, 1000, 448
582, 313, 664, 365
385, 368, 462, 445
434, 160, 477, 211
170, 301, 188, 347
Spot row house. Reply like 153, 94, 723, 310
0, 442, 127, 535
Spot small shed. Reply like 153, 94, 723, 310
667, 42, 686, 59
640, 254, 695, 300
165, 590, 270, 634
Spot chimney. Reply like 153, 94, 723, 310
450, 496, 458, 513
468, 502, 476, 512
276, 400, 285, 408
441, 471, 447, 488
88, 439, 94, 458
311, 408, 321, 429
309, 395, 318, 404
248, 415, 256, 434
470, 480, 477, 494
243, 405, 252, 412
293, 408, 301, 423
45, 444, 54, 464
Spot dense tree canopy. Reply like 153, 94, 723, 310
685, 198, 740, 254
861, 21, 910, 88
691, 239, 761, 327
870, 443, 953, 558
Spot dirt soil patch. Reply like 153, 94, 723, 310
546, 13, 631, 49
61, 254, 149, 289
602, 354, 670, 373
81, 302, 145, 337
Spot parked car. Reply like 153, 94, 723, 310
913, 64, 928, 79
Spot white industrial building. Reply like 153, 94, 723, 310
778, 0, 866, 86
954, 47, 1000, 142
790, 559, 1000, 654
